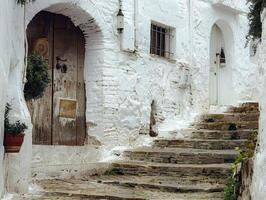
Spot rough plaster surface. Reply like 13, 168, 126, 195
0, 0, 32, 196
0, 0, 259, 196
251, 9, 266, 200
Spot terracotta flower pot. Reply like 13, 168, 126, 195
4, 133, 25, 153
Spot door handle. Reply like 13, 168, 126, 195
56, 56, 68, 73
56, 56, 67, 62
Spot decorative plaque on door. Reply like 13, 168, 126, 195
59, 99, 77, 119
32, 37, 49, 60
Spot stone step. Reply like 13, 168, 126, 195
110, 161, 231, 178
12, 192, 144, 200
240, 102, 259, 107
90, 175, 225, 193
124, 147, 237, 164
192, 121, 258, 130
11, 179, 224, 200
186, 129, 252, 140
200, 113, 259, 123
100, 174, 228, 185
226, 103, 259, 113
153, 139, 247, 150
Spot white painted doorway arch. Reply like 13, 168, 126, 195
209, 23, 233, 106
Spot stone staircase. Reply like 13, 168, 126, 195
13, 102, 259, 200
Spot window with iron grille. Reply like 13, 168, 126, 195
150, 23, 173, 59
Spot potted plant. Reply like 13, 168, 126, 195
4, 103, 28, 153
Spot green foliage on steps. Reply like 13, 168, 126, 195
224, 176, 238, 200
4, 103, 28, 135
24, 53, 51, 101
232, 131, 258, 170
247, 0, 266, 43
224, 131, 258, 200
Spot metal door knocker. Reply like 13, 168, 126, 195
56, 56, 68, 73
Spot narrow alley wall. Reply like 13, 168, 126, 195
252, 9, 266, 200
0, 0, 32, 197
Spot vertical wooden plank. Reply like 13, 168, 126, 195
52, 14, 78, 145
76, 29, 86, 145
27, 11, 53, 145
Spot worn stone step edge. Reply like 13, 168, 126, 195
187, 129, 252, 140
125, 147, 237, 155
22, 179, 225, 200
123, 148, 236, 164
14, 192, 146, 200
89, 175, 228, 188
200, 113, 259, 122
97, 178, 225, 193
153, 139, 248, 150
226, 106, 259, 113
110, 161, 231, 177
192, 121, 258, 130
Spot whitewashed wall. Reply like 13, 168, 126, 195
24, 0, 260, 148
0, 0, 32, 197
0, 0, 259, 197
252, 9, 266, 200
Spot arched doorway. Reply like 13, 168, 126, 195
209, 23, 232, 106
27, 11, 86, 145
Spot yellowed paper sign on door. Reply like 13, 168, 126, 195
59, 99, 77, 119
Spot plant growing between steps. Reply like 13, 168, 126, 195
4, 103, 28, 153
224, 131, 258, 200
24, 53, 50, 101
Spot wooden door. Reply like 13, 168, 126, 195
27, 11, 86, 145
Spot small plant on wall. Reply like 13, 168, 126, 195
24, 53, 50, 101
4, 103, 28, 153
17, 0, 35, 6
246, 0, 266, 43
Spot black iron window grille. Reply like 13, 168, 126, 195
150, 24, 173, 59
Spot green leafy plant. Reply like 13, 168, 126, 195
4, 103, 27, 135
224, 131, 258, 200
224, 176, 238, 200
17, 0, 35, 6
231, 147, 245, 172
24, 53, 50, 101
246, 0, 266, 44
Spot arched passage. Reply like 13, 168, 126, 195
209, 21, 234, 106
25, 2, 104, 145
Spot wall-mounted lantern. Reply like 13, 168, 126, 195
117, 8, 124, 33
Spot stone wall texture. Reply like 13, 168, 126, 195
0, 0, 259, 197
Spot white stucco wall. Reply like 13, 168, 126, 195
252, 9, 266, 200
24, 0, 260, 147
0, 0, 32, 197
0, 0, 259, 196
